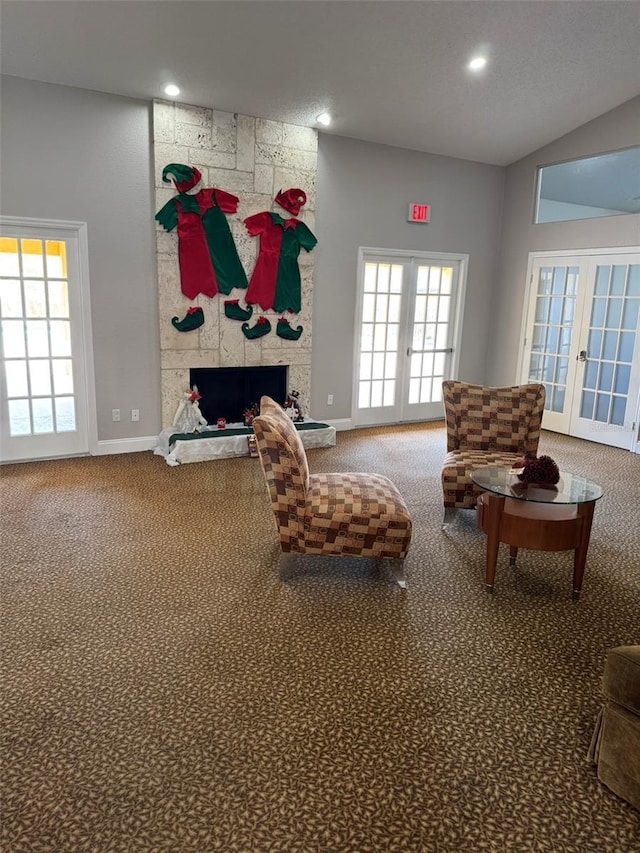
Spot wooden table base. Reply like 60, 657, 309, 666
476, 492, 596, 598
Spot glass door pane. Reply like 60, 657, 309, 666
356, 261, 404, 424
521, 259, 587, 434
571, 259, 640, 449
1, 238, 76, 437
402, 263, 456, 420
0, 225, 89, 461
522, 252, 640, 451
355, 253, 462, 426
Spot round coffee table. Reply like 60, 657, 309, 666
471, 466, 603, 598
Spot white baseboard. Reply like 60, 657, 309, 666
324, 418, 353, 431
92, 436, 158, 455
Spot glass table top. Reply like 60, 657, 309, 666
470, 466, 603, 505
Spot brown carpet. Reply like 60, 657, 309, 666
1, 423, 639, 852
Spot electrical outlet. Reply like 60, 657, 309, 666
327, 394, 334, 405
112, 408, 120, 422
131, 409, 140, 422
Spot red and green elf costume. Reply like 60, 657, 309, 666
244, 189, 317, 314
155, 164, 248, 300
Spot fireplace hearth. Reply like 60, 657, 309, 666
190, 366, 288, 425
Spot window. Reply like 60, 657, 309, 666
535, 147, 640, 224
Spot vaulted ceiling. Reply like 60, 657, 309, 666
2, 0, 639, 166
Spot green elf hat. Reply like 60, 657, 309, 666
241, 316, 272, 340
162, 164, 202, 193
276, 317, 303, 340
224, 299, 253, 322
172, 306, 204, 332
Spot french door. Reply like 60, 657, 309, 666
0, 219, 94, 462
520, 251, 640, 450
354, 250, 466, 426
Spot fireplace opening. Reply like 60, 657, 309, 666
190, 365, 288, 425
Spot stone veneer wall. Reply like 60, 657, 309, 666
153, 100, 317, 428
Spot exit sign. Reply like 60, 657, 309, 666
408, 203, 430, 223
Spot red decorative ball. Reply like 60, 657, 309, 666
514, 452, 537, 469
518, 454, 560, 485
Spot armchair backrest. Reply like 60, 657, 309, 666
252, 397, 310, 539
442, 381, 545, 454
257, 395, 283, 417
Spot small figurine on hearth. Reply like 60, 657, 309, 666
243, 402, 259, 426
172, 385, 208, 434
283, 390, 303, 422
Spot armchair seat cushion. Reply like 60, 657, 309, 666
442, 449, 522, 510
304, 472, 412, 557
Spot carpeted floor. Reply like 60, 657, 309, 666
1, 423, 639, 852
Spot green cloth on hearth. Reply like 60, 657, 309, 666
169, 421, 330, 447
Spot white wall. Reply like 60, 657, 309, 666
488, 96, 640, 386
0, 76, 160, 441
5, 75, 635, 441
1, 77, 506, 438
313, 134, 505, 421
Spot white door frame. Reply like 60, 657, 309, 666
352, 247, 468, 425
518, 246, 640, 453
0, 216, 98, 460
517, 246, 640, 378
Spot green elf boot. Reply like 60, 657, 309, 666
276, 317, 304, 341
241, 316, 272, 340
224, 299, 253, 321
172, 306, 204, 331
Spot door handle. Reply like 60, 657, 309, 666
577, 350, 587, 362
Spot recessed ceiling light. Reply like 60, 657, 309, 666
316, 113, 331, 127
164, 83, 181, 98
468, 57, 487, 71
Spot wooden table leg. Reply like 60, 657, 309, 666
484, 494, 505, 593
572, 500, 595, 599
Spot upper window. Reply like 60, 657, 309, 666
535, 147, 640, 224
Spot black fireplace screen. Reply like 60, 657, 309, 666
190, 366, 288, 425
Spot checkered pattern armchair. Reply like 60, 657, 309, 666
441, 381, 545, 523
253, 396, 412, 583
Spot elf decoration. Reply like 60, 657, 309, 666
172, 385, 208, 433
244, 188, 317, 314
241, 316, 272, 340
172, 306, 204, 332
283, 390, 303, 422
243, 402, 259, 426
276, 316, 304, 340
155, 164, 248, 299
224, 299, 253, 321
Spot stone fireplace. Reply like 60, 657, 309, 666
152, 100, 317, 429
190, 365, 288, 425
